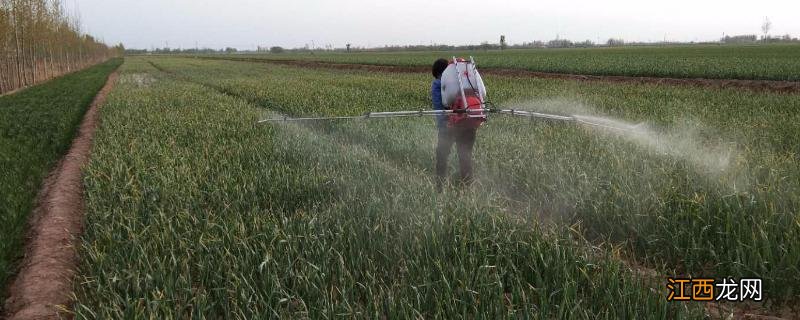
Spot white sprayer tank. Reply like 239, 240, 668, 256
440, 57, 487, 107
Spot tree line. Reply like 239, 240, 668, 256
0, 0, 122, 95
125, 47, 238, 55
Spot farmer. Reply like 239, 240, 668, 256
431, 58, 478, 191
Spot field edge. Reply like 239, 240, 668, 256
2, 69, 120, 320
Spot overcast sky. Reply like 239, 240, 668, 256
67, 0, 800, 50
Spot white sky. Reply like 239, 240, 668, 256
67, 0, 800, 50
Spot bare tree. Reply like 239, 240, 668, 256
761, 16, 772, 42
0, 0, 118, 94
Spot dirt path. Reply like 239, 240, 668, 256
2, 71, 119, 320
208, 57, 800, 94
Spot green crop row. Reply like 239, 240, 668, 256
73, 57, 702, 318
0, 58, 122, 298
148, 57, 800, 305
213, 44, 800, 81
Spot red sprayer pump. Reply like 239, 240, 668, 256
441, 57, 487, 128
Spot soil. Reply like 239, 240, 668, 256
0, 86, 28, 97
2, 71, 119, 320
229, 58, 800, 94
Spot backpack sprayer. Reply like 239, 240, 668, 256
258, 57, 635, 132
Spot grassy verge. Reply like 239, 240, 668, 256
0, 58, 122, 296
73, 57, 699, 318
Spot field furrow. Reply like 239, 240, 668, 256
0, 59, 122, 306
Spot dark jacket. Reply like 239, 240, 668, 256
431, 78, 447, 128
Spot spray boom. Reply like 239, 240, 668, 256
257, 107, 643, 133
257, 56, 640, 133
258, 107, 573, 122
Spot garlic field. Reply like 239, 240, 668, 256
228, 44, 800, 81
73, 56, 799, 318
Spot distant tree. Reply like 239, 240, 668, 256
224, 47, 237, 53
269, 46, 284, 54
721, 34, 757, 44
477, 41, 499, 50
114, 43, 125, 55
606, 38, 625, 47
125, 48, 148, 54
761, 17, 772, 42
547, 39, 573, 48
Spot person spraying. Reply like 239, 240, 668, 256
431, 57, 487, 191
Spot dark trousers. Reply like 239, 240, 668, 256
436, 125, 477, 186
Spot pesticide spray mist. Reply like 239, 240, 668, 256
511, 98, 735, 175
